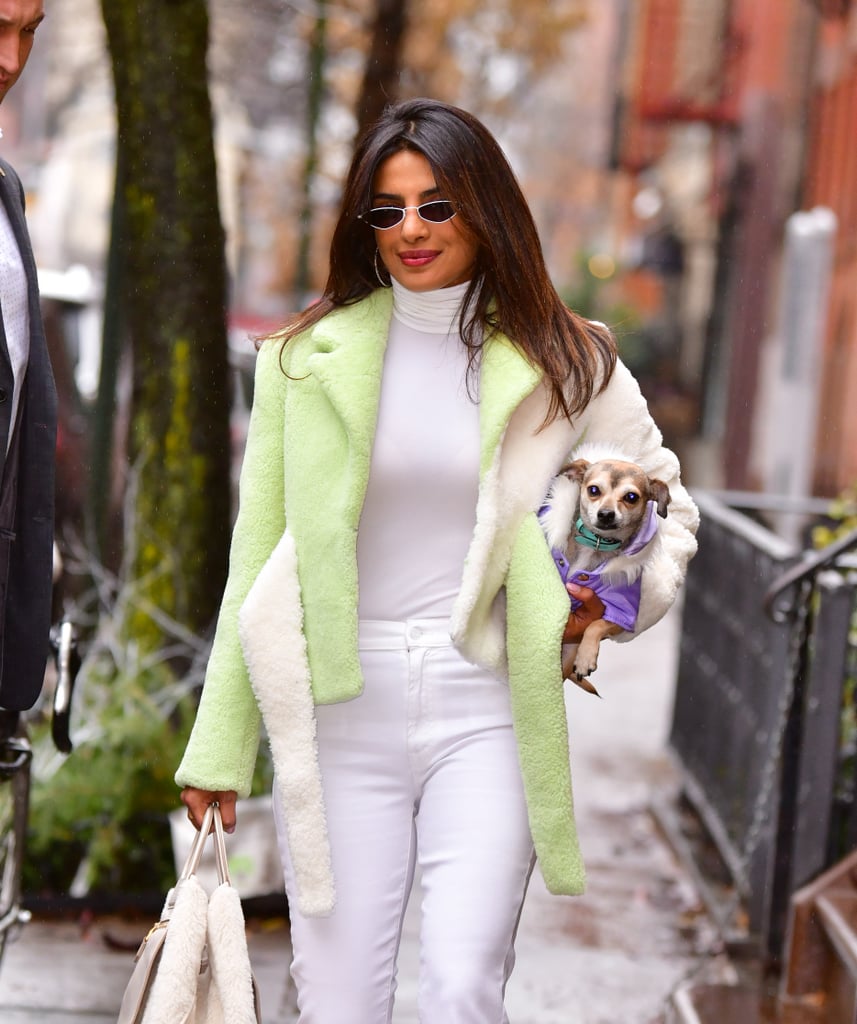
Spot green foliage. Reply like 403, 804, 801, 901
25, 654, 197, 895
561, 250, 643, 360
24, 551, 273, 897
812, 482, 857, 550
810, 482, 857, 859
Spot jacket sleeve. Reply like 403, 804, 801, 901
175, 340, 289, 795
574, 359, 700, 638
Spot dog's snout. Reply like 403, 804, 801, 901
597, 509, 616, 526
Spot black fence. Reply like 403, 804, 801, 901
669, 490, 857, 961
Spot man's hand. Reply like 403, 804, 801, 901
562, 583, 605, 644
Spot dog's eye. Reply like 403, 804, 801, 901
587, 485, 601, 497
623, 492, 640, 504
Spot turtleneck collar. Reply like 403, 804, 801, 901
391, 278, 473, 335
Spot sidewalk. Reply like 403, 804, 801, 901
0, 603, 724, 1023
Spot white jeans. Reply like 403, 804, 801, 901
273, 617, 535, 1024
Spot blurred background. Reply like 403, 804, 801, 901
7, 0, 856, 544
2, 0, 857, 991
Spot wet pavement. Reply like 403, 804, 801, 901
0, 602, 732, 1023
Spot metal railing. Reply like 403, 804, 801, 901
668, 489, 857, 961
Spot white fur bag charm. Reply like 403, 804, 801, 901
116, 803, 262, 1024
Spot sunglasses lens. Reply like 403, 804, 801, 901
420, 201, 456, 223
366, 208, 403, 229
363, 201, 456, 229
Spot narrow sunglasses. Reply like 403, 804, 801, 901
359, 200, 457, 230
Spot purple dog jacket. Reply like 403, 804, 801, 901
537, 500, 659, 632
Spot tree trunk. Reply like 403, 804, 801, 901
89, 142, 126, 570
100, 0, 231, 653
294, 0, 328, 305
355, 0, 410, 138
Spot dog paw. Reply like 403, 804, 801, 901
573, 643, 600, 680
562, 646, 601, 696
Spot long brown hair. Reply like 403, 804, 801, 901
274, 98, 616, 422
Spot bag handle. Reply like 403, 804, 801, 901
178, 802, 232, 885
211, 802, 232, 886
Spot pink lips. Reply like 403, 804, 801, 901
399, 250, 439, 267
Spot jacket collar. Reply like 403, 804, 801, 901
304, 289, 392, 469
0, 159, 37, 286
478, 332, 541, 473
302, 287, 543, 478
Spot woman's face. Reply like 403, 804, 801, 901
369, 150, 479, 292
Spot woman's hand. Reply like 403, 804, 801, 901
562, 583, 605, 643
181, 787, 238, 834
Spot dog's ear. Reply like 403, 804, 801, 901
559, 459, 589, 483
650, 479, 671, 518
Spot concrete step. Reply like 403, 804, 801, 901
778, 849, 857, 1023
671, 981, 771, 1024
816, 891, 857, 980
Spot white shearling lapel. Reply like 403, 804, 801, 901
450, 338, 578, 672
539, 474, 580, 551
301, 291, 392, 482
238, 529, 335, 917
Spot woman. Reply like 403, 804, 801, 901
178, 98, 698, 1022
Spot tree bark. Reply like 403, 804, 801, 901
355, 0, 410, 138
294, 0, 328, 305
100, 0, 231, 652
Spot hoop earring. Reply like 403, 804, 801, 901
374, 248, 391, 288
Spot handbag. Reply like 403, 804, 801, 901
116, 803, 262, 1024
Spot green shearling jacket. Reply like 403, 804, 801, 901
176, 288, 699, 916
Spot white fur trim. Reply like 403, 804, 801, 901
450, 448, 508, 673
238, 530, 335, 917
451, 381, 576, 673
141, 877, 209, 1024
539, 475, 579, 551
565, 440, 639, 467
632, 515, 691, 635
207, 883, 259, 1023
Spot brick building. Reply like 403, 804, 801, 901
614, 0, 857, 501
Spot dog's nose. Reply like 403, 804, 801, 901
597, 509, 616, 526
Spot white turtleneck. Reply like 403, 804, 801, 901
356, 280, 481, 621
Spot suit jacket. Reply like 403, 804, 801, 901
176, 288, 699, 916
0, 156, 57, 711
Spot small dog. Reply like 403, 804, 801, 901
539, 447, 671, 694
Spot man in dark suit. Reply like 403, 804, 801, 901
0, 0, 56, 722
